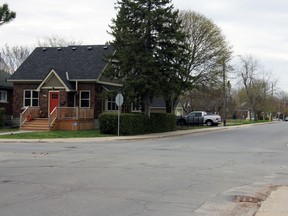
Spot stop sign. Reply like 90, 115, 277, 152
115, 93, 124, 107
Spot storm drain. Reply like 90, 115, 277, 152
234, 195, 263, 203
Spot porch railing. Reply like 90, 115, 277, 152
48, 107, 94, 128
20, 107, 41, 129
57, 107, 94, 119
21, 107, 94, 129
48, 107, 58, 128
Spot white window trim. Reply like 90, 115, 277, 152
23, 90, 39, 107
106, 97, 117, 112
80, 90, 90, 108
0, 91, 7, 103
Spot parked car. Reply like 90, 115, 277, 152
284, 117, 288, 121
177, 111, 222, 126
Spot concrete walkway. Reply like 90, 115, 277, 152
255, 186, 288, 216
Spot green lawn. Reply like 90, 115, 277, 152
176, 119, 270, 129
0, 119, 270, 139
0, 130, 111, 139
225, 119, 270, 126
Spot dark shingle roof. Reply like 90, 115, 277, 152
9, 45, 113, 81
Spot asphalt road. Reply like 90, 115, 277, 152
0, 122, 288, 216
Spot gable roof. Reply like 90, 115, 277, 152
36, 69, 73, 91
0, 70, 13, 89
9, 45, 114, 82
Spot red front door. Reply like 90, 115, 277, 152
49, 91, 60, 113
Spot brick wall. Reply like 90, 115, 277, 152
13, 82, 104, 119
13, 83, 39, 117
78, 83, 103, 119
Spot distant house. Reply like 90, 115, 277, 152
8, 45, 123, 130
0, 70, 13, 116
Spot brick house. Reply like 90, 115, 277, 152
8, 45, 122, 130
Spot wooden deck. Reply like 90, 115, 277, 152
20, 107, 95, 131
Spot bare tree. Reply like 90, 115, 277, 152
275, 90, 288, 120
235, 55, 275, 120
37, 34, 82, 47
0, 35, 82, 73
178, 10, 232, 88
0, 44, 31, 73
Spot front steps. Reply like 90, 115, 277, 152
21, 118, 50, 131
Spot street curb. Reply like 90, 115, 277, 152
0, 121, 277, 144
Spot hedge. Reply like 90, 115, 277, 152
99, 112, 176, 135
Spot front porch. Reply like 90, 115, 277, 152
20, 107, 94, 131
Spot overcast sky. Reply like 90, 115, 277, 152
1, 0, 288, 92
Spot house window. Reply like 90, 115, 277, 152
131, 97, 142, 112
131, 102, 141, 112
0, 91, 7, 103
24, 90, 39, 107
80, 91, 90, 107
107, 97, 117, 111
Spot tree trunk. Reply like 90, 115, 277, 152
165, 99, 172, 113
144, 92, 151, 117
165, 94, 179, 113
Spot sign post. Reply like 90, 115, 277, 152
115, 93, 124, 136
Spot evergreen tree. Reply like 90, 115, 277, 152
0, 4, 16, 26
106, 0, 190, 116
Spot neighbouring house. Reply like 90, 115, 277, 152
8, 45, 123, 130
0, 69, 13, 126
0, 70, 13, 114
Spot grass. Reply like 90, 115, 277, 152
0, 119, 270, 139
176, 119, 270, 130
0, 129, 111, 139
225, 119, 270, 126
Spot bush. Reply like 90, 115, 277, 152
149, 113, 176, 133
98, 112, 118, 134
99, 112, 176, 135
0, 108, 5, 128
119, 113, 149, 135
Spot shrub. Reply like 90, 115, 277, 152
120, 113, 150, 135
149, 113, 176, 133
98, 112, 118, 134
99, 112, 176, 135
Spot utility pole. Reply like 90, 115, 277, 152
270, 83, 274, 121
223, 58, 227, 126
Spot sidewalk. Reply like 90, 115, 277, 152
0, 125, 227, 143
255, 186, 288, 216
